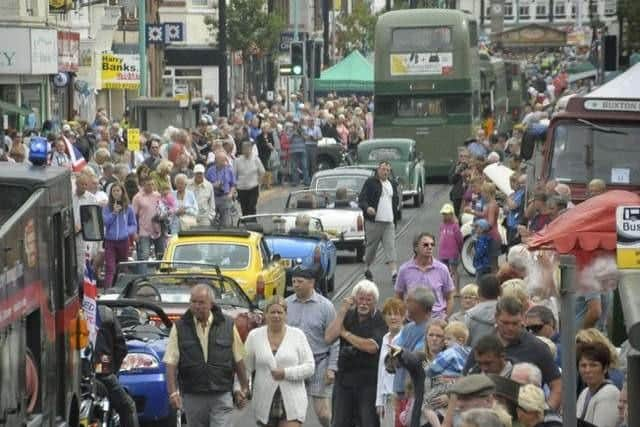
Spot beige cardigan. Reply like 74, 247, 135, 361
576, 382, 620, 427
244, 325, 315, 424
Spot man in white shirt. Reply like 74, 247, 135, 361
188, 164, 216, 226
357, 161, 400, 284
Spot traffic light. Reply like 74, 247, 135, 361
313, 41, 323, 79
290, 41, 304, 77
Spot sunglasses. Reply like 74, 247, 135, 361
526, 324, 545, 334
422, 242, 435, 247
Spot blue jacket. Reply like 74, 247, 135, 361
473, 234, 491, 272
103, 205, 137, 241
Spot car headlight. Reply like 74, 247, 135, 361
295, 258, 303, 264
119, 353, 159, 372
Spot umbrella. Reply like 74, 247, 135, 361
527, 190, 640, 266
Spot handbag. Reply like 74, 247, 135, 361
179, 214, 197, 231
268, 149, 281, 170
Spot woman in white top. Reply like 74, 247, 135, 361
376, 297, 405, 427
245, 296, 315, 426
576, 341, 620, 427
233, 140, 265, 217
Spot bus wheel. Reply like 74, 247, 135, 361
461, 236, 476, 276
26, 348, 39, 414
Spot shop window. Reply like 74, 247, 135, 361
519, 5, 530, 19
555, 3, 566, 18
536, 4, 547, 19
504, 3, 514, 19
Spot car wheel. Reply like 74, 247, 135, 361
355, 245, 365, 263
413, 182, 424, 207
461, 235, 476, 276
317, 157, 334, 171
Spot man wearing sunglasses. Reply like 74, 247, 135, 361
526, 305, 561, 366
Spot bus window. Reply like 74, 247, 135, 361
445, 96, 471, 114
468, 21, 478, 47
397, 98, 443, 117
391, 27, 452, 51
375, 96, 394, 116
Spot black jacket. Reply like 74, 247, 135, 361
358, 175, 400, 224
94, 305, 128, 375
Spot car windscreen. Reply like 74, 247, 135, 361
172, 244, 250, 269
314, 175, 368, 192
550, 122, 640, 185
366, 147, 404, 161
147, 278, 250, 308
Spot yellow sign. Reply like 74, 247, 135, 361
101, 54, 140, 90
616, 206, 640, 269
127, 128, 141, 152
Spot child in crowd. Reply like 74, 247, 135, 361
473, 219, 492, 280
448, 283, 479, 323
438, 203, 464, 292
152, 182, 176, 244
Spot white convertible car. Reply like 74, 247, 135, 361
285, 189, 366, 261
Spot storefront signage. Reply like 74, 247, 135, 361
584, 99, 640, 113
0, 28, 57, 74
58, 31, 80, 72
49, 0, 73, 13
127, 128, 141, 152
101, 54, 140, 90
390, 52, 453, 76
617, 206, 640, 269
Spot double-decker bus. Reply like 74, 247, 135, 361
504, 59, 527, 124
374, 9, 481, 177
480, 54, 510, 134
1, 164, 91, 426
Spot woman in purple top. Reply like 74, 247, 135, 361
438, 203, 464, 292
102, 182, 137, 288
394, 232, 455, 320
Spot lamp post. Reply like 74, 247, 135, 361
138, 0, 147, 96
219, 0, 228, 116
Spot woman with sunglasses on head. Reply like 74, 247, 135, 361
102, 182, 137, 288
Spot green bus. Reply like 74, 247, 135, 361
480, 54, 510, 134
504, 59, 527, 125
374, 9, 481, 178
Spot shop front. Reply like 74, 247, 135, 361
0, 28, 57, 131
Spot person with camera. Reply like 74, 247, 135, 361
94, 304, 139, 427
449, 148, 470, 220
288, 118, 309, 186
325, 280, 388, 427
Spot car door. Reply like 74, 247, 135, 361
259, 237, 286, 297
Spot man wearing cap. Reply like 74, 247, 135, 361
285, 265, 339, 427
442, 373, 497, 427
188, 164, 216, 226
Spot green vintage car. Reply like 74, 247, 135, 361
355, 138, 425, 207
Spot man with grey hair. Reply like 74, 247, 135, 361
511, 362, 543, 387
459, 408, 504, 427
326, 280, 387, 427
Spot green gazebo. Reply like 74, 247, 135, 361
314, 50, 373, 94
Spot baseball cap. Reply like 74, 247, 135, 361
474, 219, 491, 231
62, 123, 71, 132
440, 203, 454, 215
290, 264, 318, 280
193, 164, 206, 174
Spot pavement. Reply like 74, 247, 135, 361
228, 181, 474, 427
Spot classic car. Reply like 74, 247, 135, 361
238, 214, 338, 295
285, 189, 365, 261
355, 138, 425, 207
163, 228, 286, 302
99, 261, 263, 425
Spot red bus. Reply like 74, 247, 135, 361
522, 63, 640, 201
1, 164, 90, 426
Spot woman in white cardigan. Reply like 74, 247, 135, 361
576, 341, 621, 427
245, 296, 315, 426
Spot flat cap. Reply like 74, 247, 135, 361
449, 374, 495, 397
290, 264, 318, 280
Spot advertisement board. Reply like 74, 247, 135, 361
101, 54, 140, 89
390, 52, 453, 76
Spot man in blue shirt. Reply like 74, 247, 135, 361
205, 151, 236, 227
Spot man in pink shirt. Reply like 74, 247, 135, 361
133, 175, 163, 262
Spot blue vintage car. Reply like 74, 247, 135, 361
100, 261, 263, 426
238, 214, 338, 295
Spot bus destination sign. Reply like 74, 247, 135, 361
616, 206, 640, 269
584, 99, 640, 113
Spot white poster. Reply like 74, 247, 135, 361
30, 29, 58, 74
390, 52, 454, 76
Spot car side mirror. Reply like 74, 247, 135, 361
80, 205, 104, 241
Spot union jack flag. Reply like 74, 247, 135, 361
83, 260, 100, 348
63, 136, 87, 172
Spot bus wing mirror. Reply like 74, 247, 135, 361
80, 205, 105, 242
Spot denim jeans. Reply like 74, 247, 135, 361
289, 150, 309, 186
136, 235, 165, 261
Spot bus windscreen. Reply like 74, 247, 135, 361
391, 27, 452, 51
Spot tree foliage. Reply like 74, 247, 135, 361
205, 0, 284, 57
336, 2, 378, 55
619, 0, 640, 53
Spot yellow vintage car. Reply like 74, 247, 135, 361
163, 229, 286, 302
